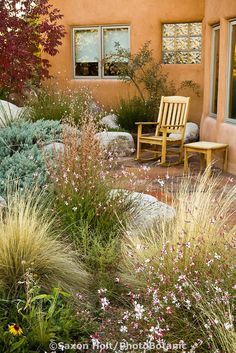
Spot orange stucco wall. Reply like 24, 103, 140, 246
48, 0, 204, 123
201, 0, 236, 174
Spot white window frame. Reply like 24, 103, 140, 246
209, 25, 220, 118
72, 25, 130, 79
226, 19, 236, 123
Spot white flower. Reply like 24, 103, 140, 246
72, 207, 77, 212
134, 301, 145, 320
100, 297, 110, 310
224, 322, 233, 330
120, 325, 128, 333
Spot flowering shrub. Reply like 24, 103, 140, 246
46, 118, 136, 294
93, 174, 235, 352
28, 85, 103, 125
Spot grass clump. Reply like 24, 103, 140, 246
0, 190, 89, 296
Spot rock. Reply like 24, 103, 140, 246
169, 122, 199, 143
0, 196, 7, 208
0, 100, 25, 127
96, 131, 135, 157
101, 114, 120, 130
41, 142, 65, 155
110, 189, 175, 230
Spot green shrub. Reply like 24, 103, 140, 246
116, 96, 155, 132
28, 85, 100, 124
112, 41, 200, 127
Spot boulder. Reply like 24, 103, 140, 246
41, 142, 65, 155
0, 100, 25, 127
101, 114, 120, 130
96, 131, 135, 157
110, 189, 175, 230
169, 122, 199, 143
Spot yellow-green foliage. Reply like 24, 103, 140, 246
0, 190, 89, 295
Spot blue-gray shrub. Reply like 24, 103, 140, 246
0, 120, 61, 195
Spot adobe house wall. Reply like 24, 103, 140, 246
201, 0, 236, 174
48, 0, 204, 123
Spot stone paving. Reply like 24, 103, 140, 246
114, 154, 236, 226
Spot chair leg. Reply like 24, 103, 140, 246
179, 144, 184, 163
161, 141, 167, 164
184, 148, 188, 173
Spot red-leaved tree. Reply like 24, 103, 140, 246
0, 0, 65, 94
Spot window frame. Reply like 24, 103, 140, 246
225, 19, 236, 124
209, 24, 220, 118
72, 25, 130, 80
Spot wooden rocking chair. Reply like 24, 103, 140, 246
136, 96, 190, 165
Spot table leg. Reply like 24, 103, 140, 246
200, 153, 205, 172
184, 148, 188, 174
224, 147, 228, 172
206, 149, 212, 177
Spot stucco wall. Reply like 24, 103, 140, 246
48, 0, 204, 123
201, 0, 236, 174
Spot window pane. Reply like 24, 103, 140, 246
210, 28, 220, 115
103, 27, 129, 76
162, 22, 202, 64
74, 29, 99, 76
229, 25, 236, 119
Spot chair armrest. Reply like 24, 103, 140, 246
135, 122, 159, 125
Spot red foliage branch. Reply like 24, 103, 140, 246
0, 0, 66, 94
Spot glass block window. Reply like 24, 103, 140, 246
162, 22, 202, 64
73, 26, 130, 78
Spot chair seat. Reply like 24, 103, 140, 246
140, 135, 181, 142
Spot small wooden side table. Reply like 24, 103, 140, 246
184, 141, 229, 176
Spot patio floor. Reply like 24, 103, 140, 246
114, 154, 236, 226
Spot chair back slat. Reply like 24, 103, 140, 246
170, 103, 178, 126
166, 103, 173, 126
155, 96, 190, 135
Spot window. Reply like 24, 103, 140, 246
73, 26, 130, 78
210, 26, 220, 116
162, 22, 202, 64
226, 21, 236, 120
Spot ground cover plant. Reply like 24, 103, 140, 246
93, 173, 236, 352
